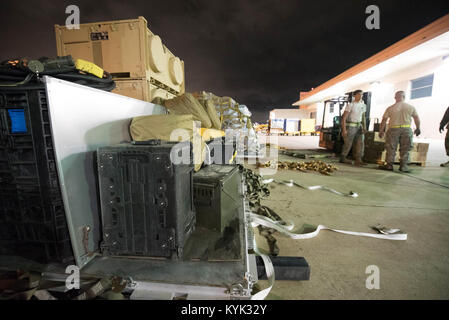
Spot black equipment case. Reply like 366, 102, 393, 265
193, 165, 242, 234
97, 140, 196, 259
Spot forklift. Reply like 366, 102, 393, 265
319, 91, 372, 154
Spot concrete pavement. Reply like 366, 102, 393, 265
251, 135, 449, 299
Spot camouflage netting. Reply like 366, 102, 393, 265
130, 114, 206, 172
193, 91, 260, 154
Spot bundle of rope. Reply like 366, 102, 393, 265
0, 56, 115, 91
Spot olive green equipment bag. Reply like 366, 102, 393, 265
200, 99, 222, 130
164, 93, 212, 129
130, 114, 206, 171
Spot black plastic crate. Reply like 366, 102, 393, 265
1, 195, 66, 223
23, 200, 65, 224
15, 221, 70, 242
0, 239, 74, 264
6, 147, 35, 162
0, 87, 61, 197
0, 222, 21, 241
0, 147, 7, 161
193, 165, 242, 233
98, 140, 196, 259
0, 85, 74, 263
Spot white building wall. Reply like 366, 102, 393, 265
343, 56, 449, 139
312, 103, 322, 124
270, 108, 314, 120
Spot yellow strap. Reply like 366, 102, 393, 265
75, 59, 104, 78
200, 128, 225, 141
390, 125, 411, 128
229, 150, 237, 164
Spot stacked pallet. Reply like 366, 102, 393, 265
364, 132, 429, 166
55, 17, 184, 103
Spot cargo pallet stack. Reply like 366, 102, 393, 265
55, 17, 185, 103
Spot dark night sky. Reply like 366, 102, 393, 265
1, 0, 448, 122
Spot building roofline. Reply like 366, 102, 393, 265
293, 13, 449, 106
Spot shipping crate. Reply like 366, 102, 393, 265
380, 150, 427, 166
374, 132, 385, 142
364, 150, 427, 166
285, 119, 299, 134
417, 143, 430, 153
112, 78, 176, 102
299, 119, 316, 135
366, 141, 385, 151
55, 17, 185, 96
365, 131, 385, 144
363, 149, 384, 163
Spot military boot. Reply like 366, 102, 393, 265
399, 159, 411, 173
378, 163, 393, 171
441, 161, 449, 168
354, 159, 368, 167
339, 156, 352, 164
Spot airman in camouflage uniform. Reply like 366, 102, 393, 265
440, 106, 449, 167
340, 89, 367, 166
378, 91, 421, 172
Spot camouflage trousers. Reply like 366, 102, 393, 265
385, 127, 413, 166
446, 129, 449, 156
341, 126, 364, 160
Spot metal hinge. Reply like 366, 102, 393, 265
82, 226, 94, 257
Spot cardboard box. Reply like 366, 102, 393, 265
379, 150, 427, 165
55, 17, 185, 95
365, 132, 375, 144
363, 149, 384, 163
365, 149, 427, 165
417, 143, 430, 153
374, 132, 385, 142
366, 141, 385, 151
300, 119, 316, 134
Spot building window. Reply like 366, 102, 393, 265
410, 74, 434, 99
